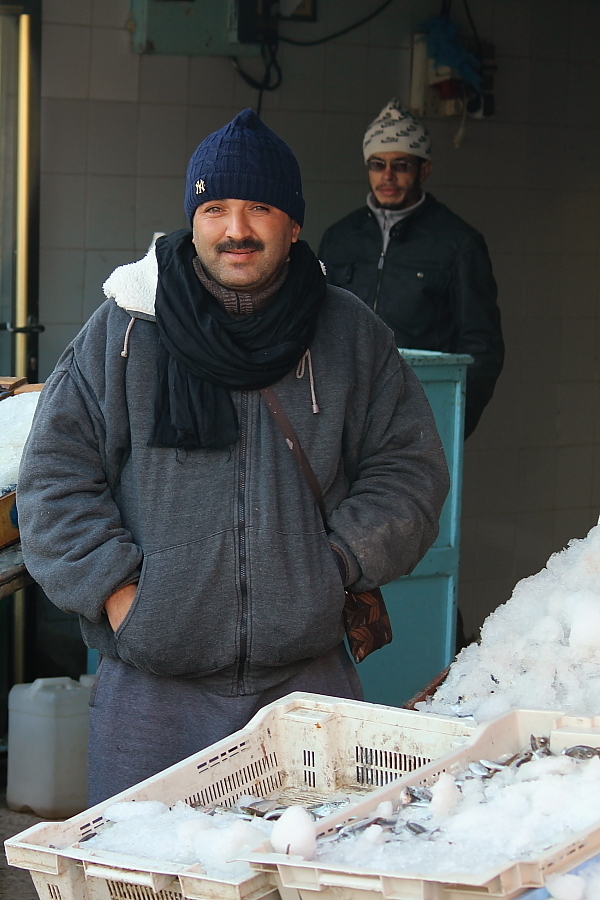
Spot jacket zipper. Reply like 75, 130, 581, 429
236, 390, 249, 694
373, 249, 386, 313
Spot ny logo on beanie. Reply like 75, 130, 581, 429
195, 179, 206, 195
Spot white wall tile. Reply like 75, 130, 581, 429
493, 0, 532, 58
188, 55, 236, 109
43, 0, 92, 26
321, 112, 369, 183
555, 444, 594, 510
568, 0, 600, 64
559, 317, 597, 383
559, 254, 600, 318
366, 46, 413, 116
557, 382, 597, 446
41, 98, 89, 174
277, 110, 323, 182
39, 248, 85, 323
89, 27, 139, 101
91, 0, 130, 29
141, 54, 189, 105
275, 44, 325, 112
528, 0, 569, 61
40, 173, 87, 248
135, 177, 187, 252
85, 175, 136, 249
324, 44, 370, 114
87, 100, 138, 175
137, 104, 187, 177
41, 23, 91, 99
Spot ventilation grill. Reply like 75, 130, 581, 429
186, 750, 281, 808
303, 748, 316, 788
355, 746, 432, 786
47, 886, 63, 900
79, 814, 106, 840
107, 882, 182, 900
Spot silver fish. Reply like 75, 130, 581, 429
406, 821, 429, 835
399, 785, 432, 806
468, 761, 493, 778
308, 798, 351, 818
562, 745, 600, 759
530, 735, 553, 757
479, 759, 506, 772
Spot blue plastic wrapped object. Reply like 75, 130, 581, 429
424, 15, 481, 90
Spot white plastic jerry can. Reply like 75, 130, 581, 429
7, 676, 92, 818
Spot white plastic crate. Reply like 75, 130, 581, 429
244, 708, 600, 900
4, 691, 476, 900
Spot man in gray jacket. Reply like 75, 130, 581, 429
18, 109, 449, 803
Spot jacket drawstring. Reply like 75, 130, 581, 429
296, 349, 320, 414
121, 316, 136, 358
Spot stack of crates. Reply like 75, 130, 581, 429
4, 692, 476, 900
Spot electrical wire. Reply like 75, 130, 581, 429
278, 0, 395, 47
230, 41, 282, 117
230, 0, 397, 116
462, 0, 483, 61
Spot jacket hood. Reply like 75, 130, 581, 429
103, 245, 158, 319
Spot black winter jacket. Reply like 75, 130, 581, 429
318, 193, 504, 437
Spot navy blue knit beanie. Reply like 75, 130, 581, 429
184, 109, 305, 227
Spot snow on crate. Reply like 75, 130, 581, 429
0, 391, 40, 490
419, 523, 600, 722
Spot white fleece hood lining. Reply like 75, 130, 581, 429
103, 246, 158, 317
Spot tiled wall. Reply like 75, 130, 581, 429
39, 0, 600, 638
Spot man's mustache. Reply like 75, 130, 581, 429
216, 238, 265, 253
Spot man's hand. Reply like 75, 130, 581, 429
104, 583, 138, 631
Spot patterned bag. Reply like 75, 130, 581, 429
260, 387, 393, 664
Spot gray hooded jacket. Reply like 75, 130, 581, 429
17, 244, 449, 696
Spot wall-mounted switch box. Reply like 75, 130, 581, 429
128, 0, 261, 56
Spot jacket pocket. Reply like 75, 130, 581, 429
246, 526, 347, 667
114, 530, 240, 677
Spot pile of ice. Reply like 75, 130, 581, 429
0, 391, 39, 491
419, 523, 600, 722
547, 858, 600, 900
316, 753, 600, 877
86, 799, 272, 878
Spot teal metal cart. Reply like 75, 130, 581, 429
357, 349, 472, 707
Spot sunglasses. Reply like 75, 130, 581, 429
366, 158, 420, 174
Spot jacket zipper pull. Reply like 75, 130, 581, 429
377, 251, 385, 270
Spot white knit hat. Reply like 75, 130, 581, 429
363, 99, 431, 162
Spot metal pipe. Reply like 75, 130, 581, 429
15, 13, 30, 378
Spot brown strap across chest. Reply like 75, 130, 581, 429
259, 386, 327, 527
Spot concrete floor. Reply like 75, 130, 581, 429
0, 793, 43, 900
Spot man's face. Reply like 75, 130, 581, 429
192, 199, 301, 294
367, 151, 431, 210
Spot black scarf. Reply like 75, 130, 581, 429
150, 229, 326, 451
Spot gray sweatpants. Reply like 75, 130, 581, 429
88, 644, 363, 805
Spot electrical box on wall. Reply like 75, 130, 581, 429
128, 0, 263, 56
409, 32, 496, 119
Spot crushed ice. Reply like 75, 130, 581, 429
0, 392, 40, 490
85, 799, 272, 879
315, 750, 600, 877
419, 524, 600, 722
